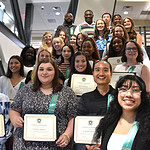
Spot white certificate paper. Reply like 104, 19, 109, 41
74, 116, 103, 144
71, 74, 97, 96
110, 72, 135, 88
108, 57, 122, 70
0, 114, 5, 137
24, 114, 56, 141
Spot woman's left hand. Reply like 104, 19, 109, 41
56, 134, 70, 148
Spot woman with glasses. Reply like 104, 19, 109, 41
86, 75, 150, 150
114, 40, 150, 93
37, 32, 53, 54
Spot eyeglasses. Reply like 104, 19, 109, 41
118, 87, 142, 95
126, 47, 137, 51
44, 36, 52, 39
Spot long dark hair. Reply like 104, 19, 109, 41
32, 58, 63, 92
58, 45, 74, 65
67, 52, 92, 86
5, 55, 24, 78
81, 37, 100, 60
94, 75, 150, 143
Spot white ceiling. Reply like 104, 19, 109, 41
1, 0, 150, 47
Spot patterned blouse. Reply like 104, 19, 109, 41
11, 84, 78, 150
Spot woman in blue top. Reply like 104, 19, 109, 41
94, 19, 112, 58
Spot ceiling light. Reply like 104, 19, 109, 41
124, 11, 129, 15
55, 12, 60, 15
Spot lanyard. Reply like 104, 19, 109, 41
107, 94, 114, 109
66, 67, 70, 79
122, 121, 139, 150
128, 66, 136, 73
48, 94, 58, 114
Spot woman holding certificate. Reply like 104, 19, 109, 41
114, 40, 150, 93
88, 75, 150, 150
9, 58, 77, 150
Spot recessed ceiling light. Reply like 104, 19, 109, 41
124, 11, 129, 14
55, 12, 60, 15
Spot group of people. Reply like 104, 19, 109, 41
0, 9, 150, 150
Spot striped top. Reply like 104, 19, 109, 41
75, 21, 95, 38
58, 63, 70, 79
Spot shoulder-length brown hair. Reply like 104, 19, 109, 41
113, 24, 129, 41
121, 40, 143, 62
32, 58, 63, 92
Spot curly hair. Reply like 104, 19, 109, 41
121, 40, 143, 62
5, 55, 24, 78
94, 75, 150, 143
81, 37, 100, 60
94, 19, 110, 40
32, 58, 63, 93
20, 46, 36, 66
107, 35, 126, 57
67, 51, 92, 86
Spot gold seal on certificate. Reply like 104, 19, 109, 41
74, 116, 103, 144
71, 74, 97, 96
24, 114, 56, 141
110, 72, 135, 88
108, 57, 122, 70
0, 114, 5, 137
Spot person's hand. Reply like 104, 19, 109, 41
56, 133, 70, 148
102, 55, 108, 61
13, 116, 24, 128
86, 144, 101, 150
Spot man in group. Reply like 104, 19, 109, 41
55, 12, 76, 40
102, 13, 113, 33
76, 60, 115, 150
74, 9, 95, 38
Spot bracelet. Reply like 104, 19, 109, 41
63, 133, 70, 142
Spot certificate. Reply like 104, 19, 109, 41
71, 74, 97, 96
74, 116, 103, 144
24, 114, 56, 141
0, 114, 5, 137
110, 72, 135, 88
108, 57, 122, 70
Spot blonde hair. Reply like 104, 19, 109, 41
42, 32, 53, 49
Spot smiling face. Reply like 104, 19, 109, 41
75, 55, 87, 73
82, 41, 94, 58
113, 15, 122, 26
114, 26, 124, 37
38, 51, 51, 62
123, 18, 132, 30
38, 63, 55, 87
44, 33, 53, 44
93, 61, 112, 86
62, 46, 71, 60
25, 48, 35, 61
59, 31, 66, 41
96, 19, 105, 31
70, 35, 76, 45
77, 34, 84, 47
112, 37, 123, 54
52, 38, 62, 55
125, 42, 138, 60
118, 80, 141, 112
84, 10, 93, 24
9, 58, 21, 73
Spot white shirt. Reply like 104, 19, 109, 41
107, 133, 128, 150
